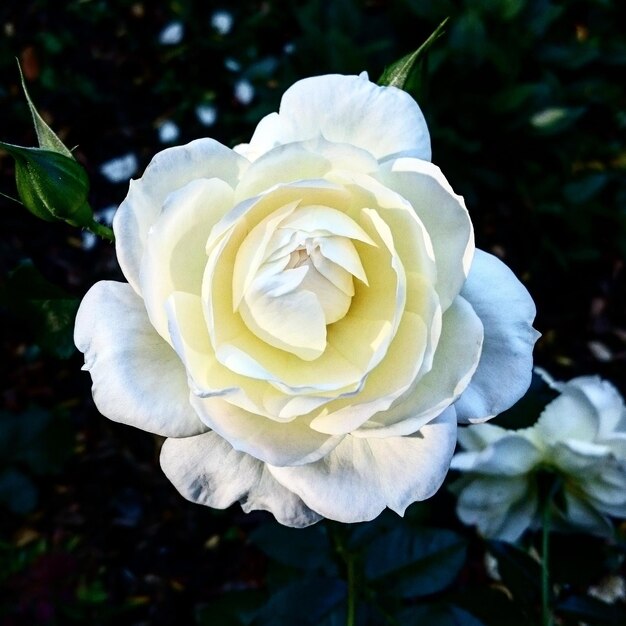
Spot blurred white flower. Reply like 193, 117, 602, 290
159, 21, 184, 45
96, 205, 117, 226
81, 231, 98, 251
451, 372, 626, 541
211, 10, 233, 35
195, 103, 217, 127
100, 153, 138, 183
234, 79, 254, 105
588, 575, 626, 604
158, 120, 180, 144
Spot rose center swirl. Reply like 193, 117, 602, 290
233, 203, 375, 361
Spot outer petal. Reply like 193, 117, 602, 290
114, 139, 248, 292
559, 376, 626, 435
190, 394, 343, 467
268, 407, 457, 523
451, 433, 542, 476
534, 392, 599, 445
456, 422, 508, 451
455, 250, 540, 423
238, 74, 431, 162
378, 157, 474, 311
160, 432, 321, 528
454, 475, 537, 542
561, 490, 613, 536
74, 281, 205, 437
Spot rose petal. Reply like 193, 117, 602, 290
562, 489, 613, 536
456, 422, 508, 451
166, 291, 334, 421
455, 250, 540, 423
190, 394, 344, 467
378, 157, 474, 310
114, 139, 247, 292
455, 475, 537, 541
535, 392, 599, 444
268, 407, 457, 522
557, 376, 625, 435
353, 294, 482, 438
140, 177, 235, 342
160, 432, 321, 527
238, 74, 431, 162
74, 281, 204, 437
451, 433, 541, 476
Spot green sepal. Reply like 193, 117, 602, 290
0, 142, 93, 227
378, 17, 449, 91
17, 60, 74, 158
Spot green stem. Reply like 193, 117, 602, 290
329, 524, 357, 626
87, 218, 115, 242
541, 491, 555, 626
346, 551, 356, 626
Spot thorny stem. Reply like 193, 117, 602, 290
87, 218, 115, 242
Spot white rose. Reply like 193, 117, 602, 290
452, 372, 626, 541
75, 73, 539, 527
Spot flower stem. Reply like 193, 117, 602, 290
541, 492, 554, 626
87, 218, 115, 242
346, 551, 356, 626
329, 523, 357, 626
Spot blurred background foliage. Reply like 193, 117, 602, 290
0, 0, 625, 624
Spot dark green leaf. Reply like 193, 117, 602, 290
0, 407, 73, 475
365, 526, 467, 597
5, 261, 79, 359
0, 142, 92, 227
195, 590, 265, 626
378, 17, 449, 90
345, 510, 400, 551
249, 522, 333, 570
0, 468, 38, 514
563, 173, 609, 205
252, 578, 346, 626
488, 541, 542, 609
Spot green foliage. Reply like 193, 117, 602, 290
251, 578, 348, 626
231, 517, 478, 625
0, 406, 73, 514
248, 521, 335, 571
196, 590, 265, 626
378, 17, 449, 97
3, 260, 79, 359
364, 526, 467, 598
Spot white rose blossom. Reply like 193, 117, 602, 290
451, 372, 626, 541
75, 73, 539, 527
